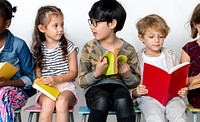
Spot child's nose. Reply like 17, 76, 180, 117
155, 37, 160, 42
58, 25, 64, 31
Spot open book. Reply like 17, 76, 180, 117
0, 62, 19, 79
103, 48, 127, 76
33, 78, 61, 101
142, 62, 190, 106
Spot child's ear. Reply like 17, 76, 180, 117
37, 24, 45, 33
138, 34, 145, 43
109, 19, 117, 29
5, 19, 11, 28
193, 23, 199, 29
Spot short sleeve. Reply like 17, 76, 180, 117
67, 40, 79, 55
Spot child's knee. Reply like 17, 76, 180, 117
56, 97, 69, 110
40, 97, 56, 110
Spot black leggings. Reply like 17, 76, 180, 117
85, 84, 135, 122
188, 88, 200, 108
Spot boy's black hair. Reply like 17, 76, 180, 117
0, 0, 17, 22
89, 0, 126, 32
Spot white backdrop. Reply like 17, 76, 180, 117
8, 0, 200, 122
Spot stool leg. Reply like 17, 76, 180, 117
28, 113, 33, 122
193, 112, 197, 122
36, 113, 39, 122
136, 113, 141, 122
18, 112, 22, 122
135, 113, 138, 122
69, 112, 74, 122
82, 114, 87, 122
15, 112, 22, 122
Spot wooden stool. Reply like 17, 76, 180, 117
24, 105, 74, 122
78, 106, 141, 122
187, 104, 200, 122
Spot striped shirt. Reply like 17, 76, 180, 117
41, 40, 78, 77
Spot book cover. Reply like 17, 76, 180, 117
33, 78, 61, 101
142, 62, 190, 106
103, 48, 127, 76
0, 62, 19, 79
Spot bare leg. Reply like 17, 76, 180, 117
38, 94, 56, 122
56, 90, 76, 122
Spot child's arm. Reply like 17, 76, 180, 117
120, 49, 141, 88
78, 42, 107, 88
188, 74, 200, 84
35, 65, 42, 79
0, 43, 34, 88
180, 49, 190, 63
78, 56, 107, 88
0, 78, 24, 88
42, 50, 78, 86
32, 65, 42, 84
180, 49, 192, 86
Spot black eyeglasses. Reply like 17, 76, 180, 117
88, 19, 108, 27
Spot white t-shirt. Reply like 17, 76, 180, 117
142, 51, 168, 73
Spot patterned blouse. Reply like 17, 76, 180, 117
182, 40, 200, 77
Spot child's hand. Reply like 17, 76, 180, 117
178, 87, 188, 97
42, 76, 58, 86
118, 60, 131, 79
0, 77, 9, 87
93, 56, 108, 78
133, 84, 148, 97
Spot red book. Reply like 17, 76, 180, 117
142, 62, 190, 106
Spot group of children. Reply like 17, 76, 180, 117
0, 0, 200, 122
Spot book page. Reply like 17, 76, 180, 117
117, 55, 127, 62
103, 51, 115, 75
0, 62, 5, 68
168, 62, 190, 102
169, 62, 190, 73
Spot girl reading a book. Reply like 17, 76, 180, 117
0, 1, 35, 121
180, 3, 200, 108
78, 0, 141, 122
132, 14, 188, 122
31, 5, 78, 122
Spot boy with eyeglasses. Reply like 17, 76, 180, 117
78, 0, 140, 122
